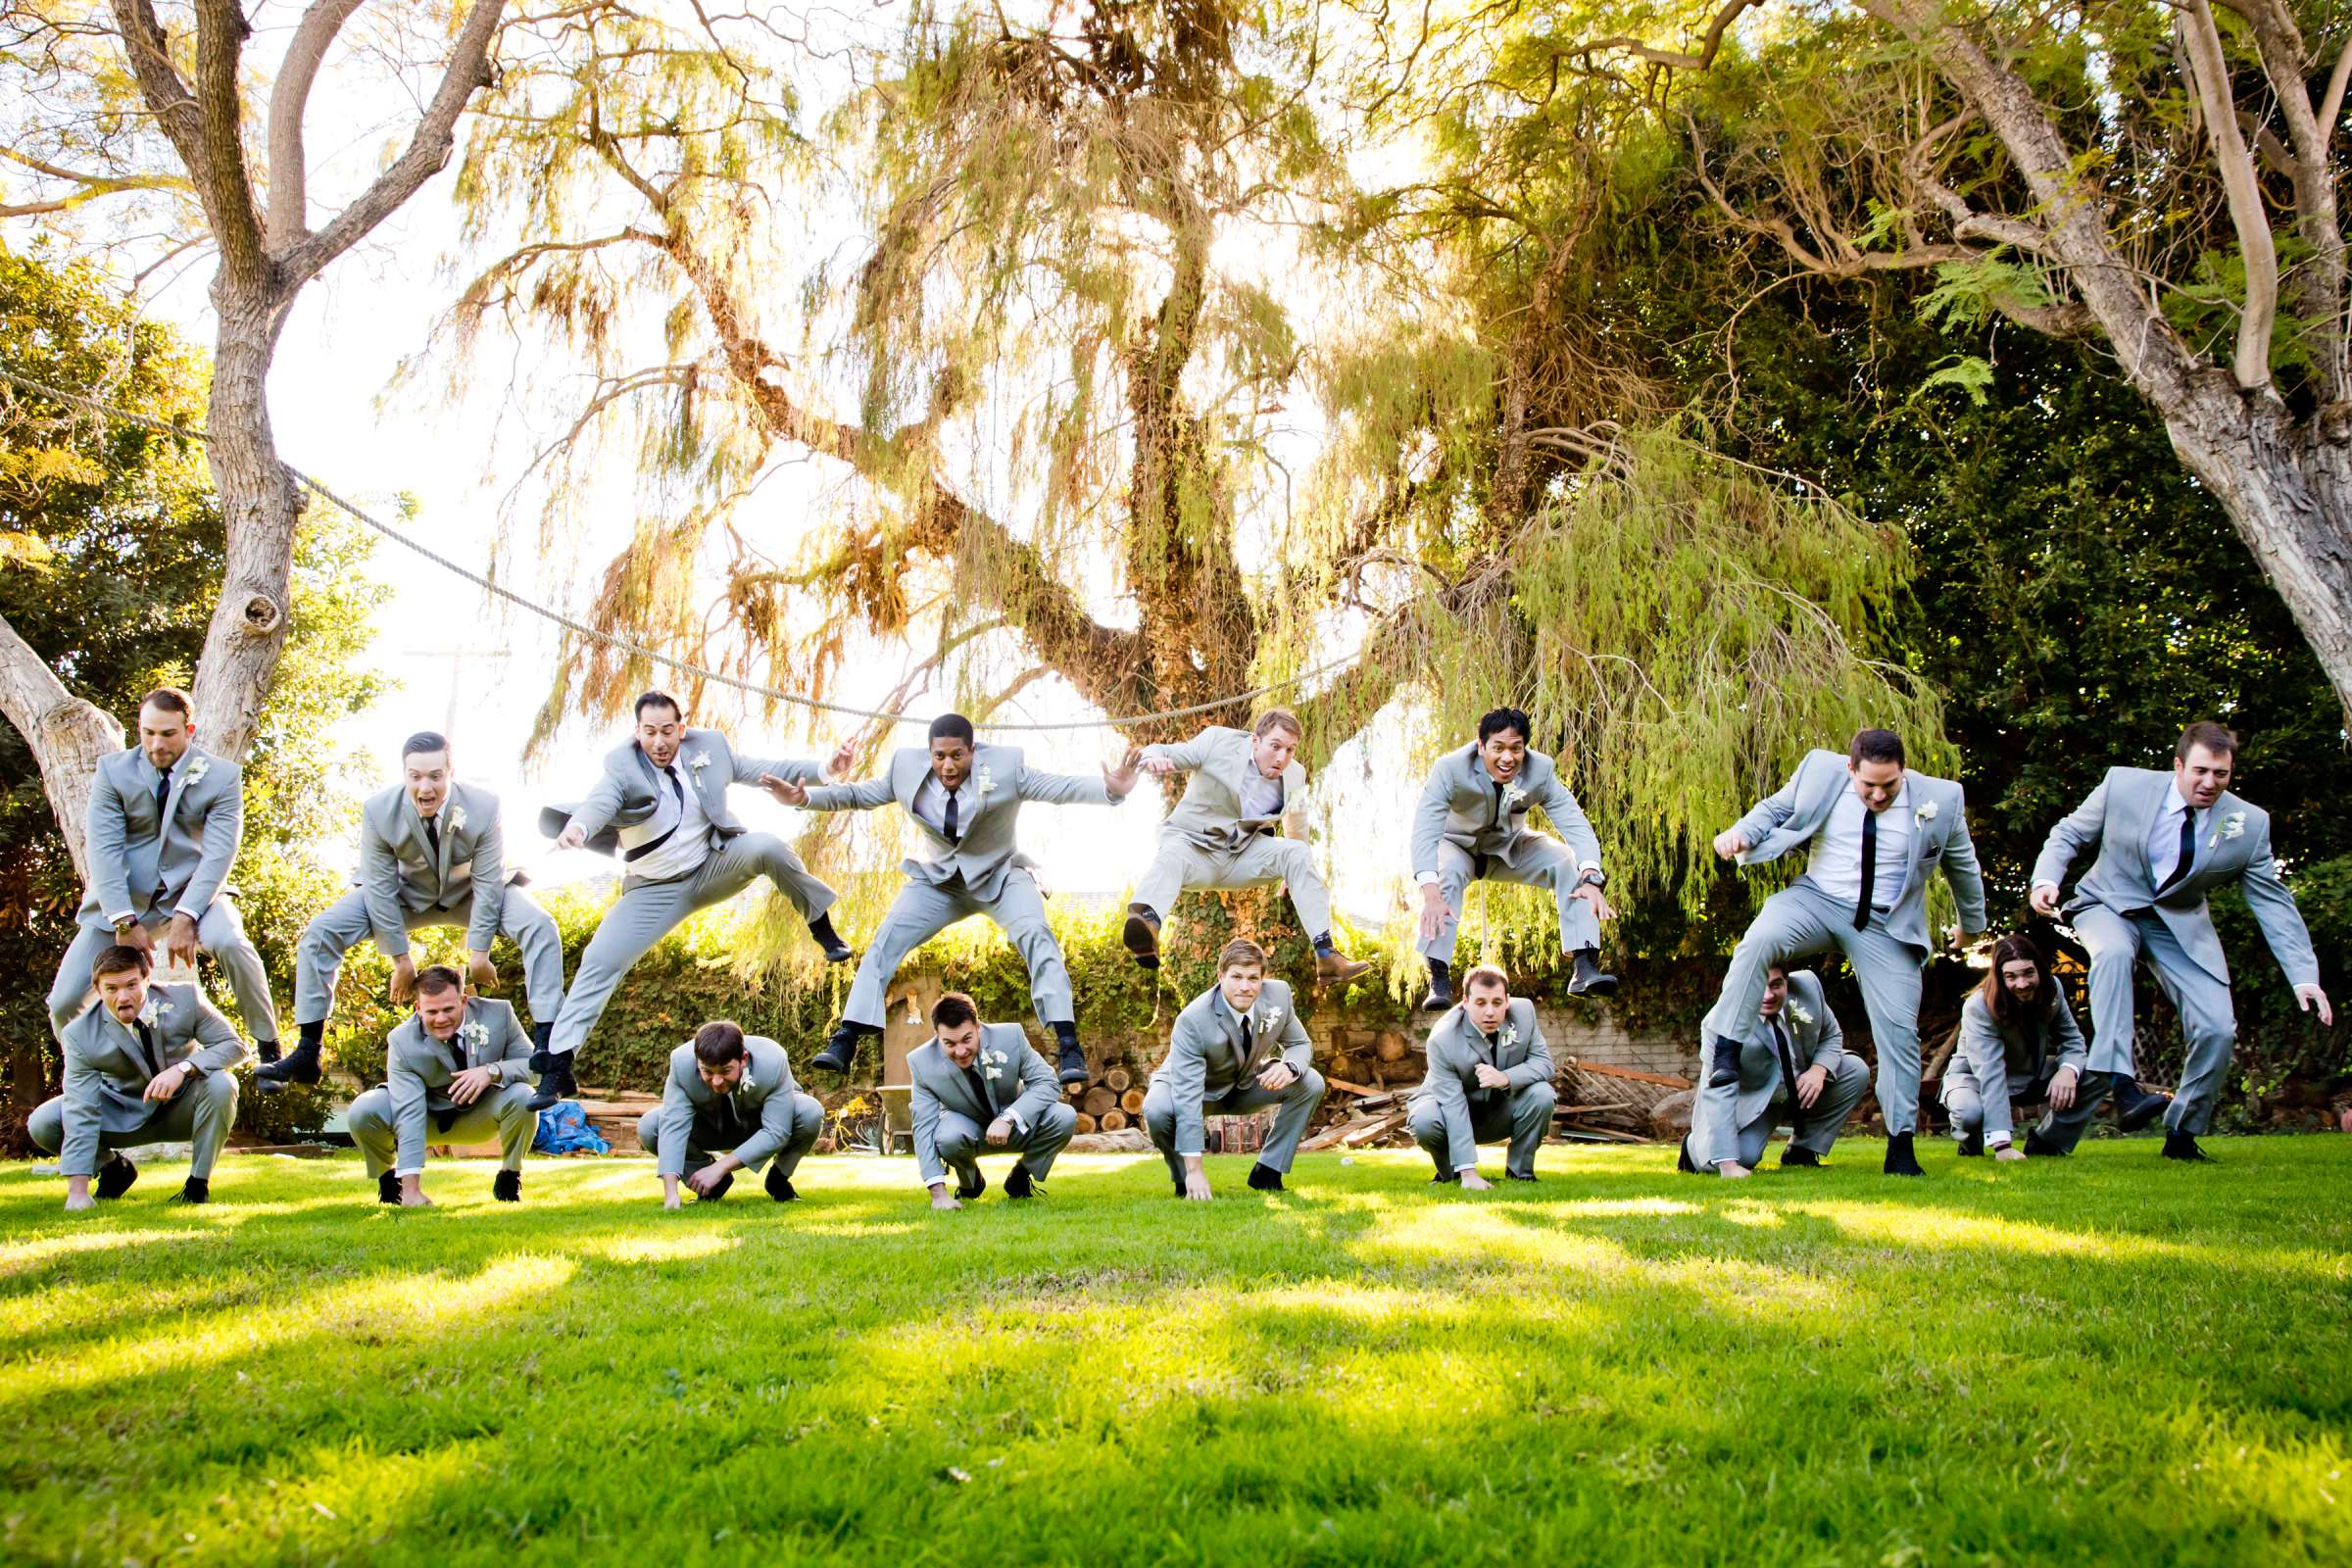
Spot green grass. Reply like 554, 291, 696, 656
4, 1138, 2350, 1567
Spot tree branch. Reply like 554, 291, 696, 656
189, 0, 269, 288
106, 0, 211, 210
1572, 0, 1765, 72
0, 610, 124, 887
265, 0, 371, 246
2178, 0, 2280, 389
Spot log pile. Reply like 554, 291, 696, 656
1553, 1059, 1687, 1143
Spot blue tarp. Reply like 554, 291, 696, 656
532, 1100, 612, 1155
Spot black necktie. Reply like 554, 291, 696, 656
961, 1063, 992, 1114
1853, 808, 1878, 932
1491, 780, 1506, 830
1771, 1017, 1807, 1138
944, 790, 960, 844
154, 769, 172, 828
715, 1085, 749, 1141
133, 1018, 162, 1077
2157, 805, 2196, 894
447, 1034, 467, 1072
423, 815, 441, 860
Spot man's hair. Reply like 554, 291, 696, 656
139, 686, 194, 720
1251, 709, 1302, 742
416, 964, 465, 998
1980, 934, 2052, 1029
1217, 937, 1267, 972
927, 712, 976, 747
931, 991, 980, 1031
1461, 963, 1510, 997
402, 730, 451, 761
1764, 960, 1788, 982
1476, 708, 1533, 746
694, 1019, 749, 1065
634, 690, 683, 722
1848, 728, 1906, 767
91, 943, 153, 982
2178, 720, 2239, 761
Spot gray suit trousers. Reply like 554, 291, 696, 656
1135, 835, 1333, 939
554, 833, 832, 1056
1699, 1054, 1872, 1168
27, 1070, 240, 1180
347, 1083, 540, 1177
2073, 905, 2237, 1135
1413, 836, 1599, 964
932, 1101, 1080, 1184
1944, 1069, 2113, 1154
1407, 1081, 1557, 1179
49, 902, 276, 1045
1141, 1067, 1327, 1178
845, 872, 1071, 1029
295, 886, 565, 1024
1700, 882, 1929, 1136
634, 1093, 824, 1177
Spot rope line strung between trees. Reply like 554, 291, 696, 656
0, 365, 1365, 732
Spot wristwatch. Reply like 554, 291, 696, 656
1578, 867, 1608, 889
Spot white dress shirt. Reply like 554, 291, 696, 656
2146, 781, 2205, 890
1806, 781, 1911, 911
1239, 772, 1284, 822
624, 762, 713, 882
912, 772, 978, 839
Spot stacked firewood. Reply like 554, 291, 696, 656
1064, 1064, 1147, 1135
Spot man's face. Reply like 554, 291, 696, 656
697, 1054, 748, 1094
1219, 963, 1265, 1014
931, 738, 974, 791
1250, 726, 1299, 780
417, 987, 466, 1039
97, 966, 150, 1022
137, 702, 193, 772
1478, 728, 1528, 782
938, 1018, 981, 1068
1759, 969, 1789, 1017
636, 706, 685, 768
1463, 979, 1510, 1033
1847, 758, 1905, 812
2176, 743, 2232, 809
2000, 958, 2042, 1003
405, 750, 453, 816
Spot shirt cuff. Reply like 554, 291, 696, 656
1984, 1133, 2011, 1150
107, 909, 137, 927
1454, 1162, 1478, 1173
1006, 1109, 1030, 1135
395, 1166, 422, 1178
1580, 860, 1601, 872
2031, 880, 2058, 894
172, 905, 201, 921
1415, 871, 1441, 887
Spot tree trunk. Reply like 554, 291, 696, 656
0, 612, 126, 882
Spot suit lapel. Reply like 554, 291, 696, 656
893, 750, 929, 818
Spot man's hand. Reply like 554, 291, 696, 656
555, 820, 587, 852
684, 1158, 740, 1198
2296, 984, 2334, 1027
2048, 1065, 2079, 1110
2030, 883, 2062, 917
759, 774, 810, 808
1473, 1063, 1511, 1091
930, 1186, 962, 1211
115, 920, 154, 955
1418, 883, 1448, 943
1458, 1170, 1494, 1192
144, 1062, 192, 1102
1140, 755, 1179, 778
823, 736, 859, 783
1716, 1160, 1751, 1179
399, 1175, 433, 1207
1994, 1145, 2027, 1163
388, 955, 418, 1004
1257, 1061, 1298, 1093
661, 1175, 682, 1210
164, 913, 199, 968
1570, 881, 1617, 922
447, 1065, 497, 1106
1794, 1063, 1828, 1109
466, 951, 498, 992
985, 1115, 1014, 1148
1104, 745, 1143, 798
1712, 828, 1749, 860
65, 1178, 95, 1212
1183, 1169, 1212, 1200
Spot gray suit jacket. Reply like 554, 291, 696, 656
653, 1036, 805, 1177
548, 729, 828, 858
2032, 766, 2316, 988
384, 998, 534, 1170
1730, 749, 1986, 950
56, 984, 247, 1174
358, 781, 508, 954
1139, 726, 1308, 853
1410, 745, 1601, 879
1407, 997, 1554, 1168
1947, 986, 2088, 1137
802, 745, 1112, 903
1149, 978, 1313, 1157
1705, 970, 1847, 1135
906, 1022, 1060, 1185
75, 746, 245, 931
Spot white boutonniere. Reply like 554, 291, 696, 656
982, 1061, 1004, 1082
974, 764, 996, 797
1257, 1005, 1283, 1034
1913, 800, 1939, 827
685, 748, 712, 776
984, 1047, 1007, 1066
1787, 1002, 1814, 1029
136, 996, 174, 1026
1500, 780, 1528, 809
182, 755, 210, 788
458, 1019, 490, 1049
2219, 811, 2245, 843
446, 805, 467, 834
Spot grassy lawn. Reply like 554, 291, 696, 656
3, 1137, 2348, 1567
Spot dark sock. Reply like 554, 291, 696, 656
1427, 958, 1450, 987
1312, 934, 1337, 957
808, 912, 842, 948
1053, 1020, 1079, 1050
298, 1019, 325, 1052
532, 1020, 554, 1054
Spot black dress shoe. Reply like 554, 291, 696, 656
1054, 1040, 1090, 1089
170, 1177, 210, 1204
764, 1164, 799, 1201
956, 1167, 988, 1202
1569, 949, 1618, 997
811, 1022, 870, 1075
377, 1172, 400, 1204
1122, 906, 1162, 969
1956, 1131, 1984, 1157
95, 1154, 138, 1200
2116, 1080, 2174, 1133
1706, 1036, 1743, 1090
816, 936, 854, 964
1420, 973, 1454, 1013
1883, 1132, 1926, 1177
1430, 1166, 1460, 1184
527, 1051, 577, 1111
2023, 1129, 2065, 1157
1246, 1162, 1285, 1192
1779, 1147, 1823, 1168
1004, 1164, 1036, 1200
1505, 1171, 1538, 1182
2162, 1130, 2213, 1162
696, 1169, 735, 1200
256, 1043, 322, 1094
492, 1169, 521, 1202
1676, 1138, 1700, 1175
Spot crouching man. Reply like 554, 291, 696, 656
1944, 934, 2110, 1159
1406, 964, 1557, 1187
346, 965, 539, 1206
1142, 938, 1326, 1199
1682, 962, 1870, 1178
29, 942, 249, 1209
642, 1020, 824, 1206
908, 991, 1078, 1208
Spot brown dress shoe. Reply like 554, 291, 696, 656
1314, 951, 1371, 985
